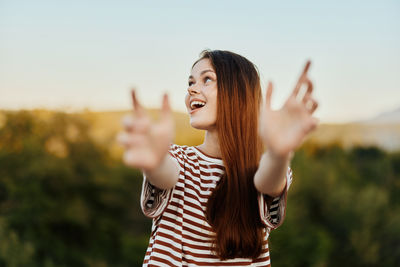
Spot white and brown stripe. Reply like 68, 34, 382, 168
140, 144, 293, 266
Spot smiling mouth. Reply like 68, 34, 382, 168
190, 100, 206, 111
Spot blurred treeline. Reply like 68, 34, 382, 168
0, 110, 399, 267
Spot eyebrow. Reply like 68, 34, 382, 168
188, 69, 215, 80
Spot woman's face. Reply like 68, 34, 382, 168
185, 58, 218, 130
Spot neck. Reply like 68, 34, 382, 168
197, 129, 221, 159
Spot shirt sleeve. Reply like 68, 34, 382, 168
140, 144, 184, 219
259, 166, 293, 229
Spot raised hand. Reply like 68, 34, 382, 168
258, 61, 319, 158
117, 89, 175, 172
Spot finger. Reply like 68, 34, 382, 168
308, 117, 319, 132
117, 133, 148, 148
292, 60, 312, 97
131, 89, 146, 117
161, 93, 172, 120
123, 150, 140, 168
129, 135, 148, 146
302, 60, 311, 76
301, 79, 314, 104
302, 79, 313, 103
296, 77, 313, 103
303, 96, 318, 114
121, 115, 134, 132
123, 149, 153, 169
303, 97, 313, 112
117, 132, 133, 148
312, 116, 320, 126
121, 115, 151, 133
116, 132, 126, 145
309, 99, 319, 114
265, 81, 273, 109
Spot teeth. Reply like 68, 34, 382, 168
190, 101, 206, 109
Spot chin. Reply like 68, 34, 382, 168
189, 118, 215, 130
189, 121, 208, 130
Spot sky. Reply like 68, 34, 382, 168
0, 0, 399, 123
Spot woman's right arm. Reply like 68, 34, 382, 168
117, 90, 179, 190
142, 153, 180, 189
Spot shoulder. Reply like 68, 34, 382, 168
168, 144, 202, 161
167, 144, 196, 166
169, 143, 189, 152
168, 144, 224, 167
168, 144, 190, 158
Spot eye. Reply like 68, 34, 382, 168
188, 81, 194, 86
204, 77, 212, 83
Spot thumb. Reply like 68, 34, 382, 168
308, 117, 319, 132
265, 81, 273, 109
312, 117, 320, 128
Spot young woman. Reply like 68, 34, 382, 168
118, 50, 319, 266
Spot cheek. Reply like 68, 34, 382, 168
209, 93, 218, 114
211, 104, 218, 122
184, 94, 190, 108
206, 100, 218, 124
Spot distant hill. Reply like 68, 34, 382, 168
70, 107, 400, 153
1, 108, 399, 154
360, 106, 400, 124
307, 122, 400, 152
306, 106, 400, 152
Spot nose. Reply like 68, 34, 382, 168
187, 86, 199, 95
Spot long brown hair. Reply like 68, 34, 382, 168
193, 50, 265, 259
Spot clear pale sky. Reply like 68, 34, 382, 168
1, 0, 399, 123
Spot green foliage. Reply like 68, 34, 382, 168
0, 110, 399, 266
0, 219, 35, 267
270, 143, 400, 267
0, 111, 151, 266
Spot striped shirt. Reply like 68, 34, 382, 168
140, 144, 293, 266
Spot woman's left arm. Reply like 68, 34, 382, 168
254, 150, 292, 197
254, 61, 319, 197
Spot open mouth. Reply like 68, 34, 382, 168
190, 100, 206, 111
